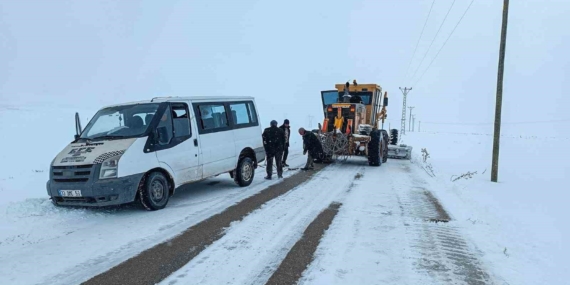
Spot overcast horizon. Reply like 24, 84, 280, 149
1, 0, 569, 136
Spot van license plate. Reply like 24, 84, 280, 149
59, 190, 82, 197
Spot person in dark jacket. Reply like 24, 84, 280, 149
279, 119, 291, 167
298, 127, 324, 170
262, 120, 286, 179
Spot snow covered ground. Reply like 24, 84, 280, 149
1, 104, 566, 284
400, 131, 570, 285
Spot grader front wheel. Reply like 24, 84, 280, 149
367, 130, 382, 166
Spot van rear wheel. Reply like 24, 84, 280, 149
139, 172, 170, 211
235, 156, 255, 187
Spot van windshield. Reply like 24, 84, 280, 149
80, 104, 160, 140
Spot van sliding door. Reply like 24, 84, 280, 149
193, 102, 236, 178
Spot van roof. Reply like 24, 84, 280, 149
102, 96, 256, 109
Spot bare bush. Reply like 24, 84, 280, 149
451, 171, 478, 182
420, 148, 435, 177
421, 148, 430, 163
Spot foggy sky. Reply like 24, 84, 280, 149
1, 0, 569, 136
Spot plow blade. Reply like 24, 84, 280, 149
387, 144, 412, 159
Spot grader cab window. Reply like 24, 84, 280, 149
321, 90, 374, 109
339, 91, 373, 105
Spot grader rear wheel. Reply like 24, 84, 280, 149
390, 129, 398, 145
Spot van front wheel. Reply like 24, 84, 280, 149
139, 172, 170, 211
235, 156, 255, 187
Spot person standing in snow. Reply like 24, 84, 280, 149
262, 120, 286, 179
298, 127, 324, 170
279, 119, 291, 167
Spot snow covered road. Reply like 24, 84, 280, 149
155, 158, 496, 285
1, 150, 501, 285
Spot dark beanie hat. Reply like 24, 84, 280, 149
284, 119, 290, 124
270, 120, 278, 127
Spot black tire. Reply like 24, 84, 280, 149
390, 129, 398, 145
381, 130, 389, 163
368, 130, 381, 166
139, 172, 170, 211
235, 156, 255, 187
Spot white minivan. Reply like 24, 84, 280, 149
47, 96, 265, 210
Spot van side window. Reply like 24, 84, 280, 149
229, 103, 251, 125
172, 103, 191, 138
157, 105, 173, 145
198, 104, 228, 130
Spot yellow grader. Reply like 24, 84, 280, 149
317, 80, 390, 166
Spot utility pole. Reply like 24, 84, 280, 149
491, 0, 509, 183
408, 106, 415, 132
399, 87, 412, 136
307, 115, 314, 129
412, 115, 416, 132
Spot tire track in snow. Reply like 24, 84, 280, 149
159, 163, 364, 285
299, 160, 494, 285
397, 164, 493, 285
266, 202, 342, 285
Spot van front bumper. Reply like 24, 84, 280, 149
47, 172, 144, 207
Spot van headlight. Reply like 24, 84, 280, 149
99, 155, 121, 179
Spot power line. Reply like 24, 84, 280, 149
403, 0, 436, 82
408, 0, 457, 85
413, 0, 476, 87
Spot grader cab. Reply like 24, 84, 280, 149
318, 81, 389, 166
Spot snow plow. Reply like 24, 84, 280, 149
317, 80, 389, 166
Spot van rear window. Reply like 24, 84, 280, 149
230, 102, 256, 125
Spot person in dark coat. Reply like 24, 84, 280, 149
298, 127, 324, 170
262, 120, 286, 179
279, 119, 291, 167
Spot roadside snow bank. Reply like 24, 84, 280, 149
406, 132, 569, 285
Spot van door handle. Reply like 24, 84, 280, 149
194, 139, 198, 147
